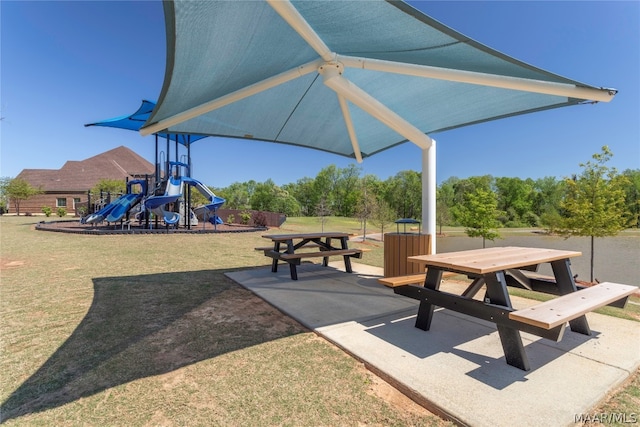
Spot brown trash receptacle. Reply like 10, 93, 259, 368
383, 219, 432, 277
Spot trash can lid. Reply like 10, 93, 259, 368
395, 218, 420, 224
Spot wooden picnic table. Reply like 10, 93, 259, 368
260, 232, 363, 280
393, 246, 637, 371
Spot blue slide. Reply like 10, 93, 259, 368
82, 193, 141, 224
183, 177, 225, 224
145, 176, 183, 225
82, 199, 118, 224
82, 180, 146, 224
105, 193, 143, 223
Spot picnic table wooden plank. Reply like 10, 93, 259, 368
409, 247, 581, 275
378, 271, 457, 287
279, 248, 362, 260
255, 242, 323, 251
509, 282, 637, 329
262, 232, 350, 241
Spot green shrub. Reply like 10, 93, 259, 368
505, 220, 525, 228
226, 213, 235, 224
240, 211, 251, 225
41, 206, 52, 217
57, 207, 67, 217
522, 212, 540, 227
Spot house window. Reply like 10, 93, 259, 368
56, 198, 67, 208
73, 198, 81, 208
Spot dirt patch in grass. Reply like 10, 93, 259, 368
363, 369, 436, 419
0, 258, 26, 270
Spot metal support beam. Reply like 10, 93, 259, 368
338, 55, 616, 103
140, 59, 323, 136
336, 94, 363, 163
319, 63, 433, 151
266, 0, 334, 62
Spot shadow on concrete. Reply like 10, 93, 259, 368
362, 310, 598, 390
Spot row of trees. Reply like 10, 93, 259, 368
214, 146, 635, 281
1, 146, 635, 281
215, 147, 638, 230
3, 147, 637, 233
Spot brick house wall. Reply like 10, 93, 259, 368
16, 191, 88, 216
10, 146, 155, 215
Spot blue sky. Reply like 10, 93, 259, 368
1, 1, 638, 189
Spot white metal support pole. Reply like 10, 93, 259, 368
422, 141, 436, 254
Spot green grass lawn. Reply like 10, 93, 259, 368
0, 215, 449, 426
1, 215, 637, 425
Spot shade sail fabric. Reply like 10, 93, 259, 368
86, 100, 207, 145
141, 0, 615, 160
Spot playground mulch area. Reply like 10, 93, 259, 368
35, 219, 265, 235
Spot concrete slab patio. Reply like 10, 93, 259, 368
226, 262, 640, 427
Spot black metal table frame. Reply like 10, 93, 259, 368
394, 258, 590, 371
266, 234, 355, 280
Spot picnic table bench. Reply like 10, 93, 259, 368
378, 271, 457, 287
393, 246, 637, 371
260, 232, 363, 280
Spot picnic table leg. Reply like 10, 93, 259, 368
551, 259, 591, 335
322, 238, 331, 267
415, 269, 443, 331
288, 263, 298, 280
286, 240, 298, 280
484, 272, 530, 371
340, 237, 353, 273
271, 242, 281, 273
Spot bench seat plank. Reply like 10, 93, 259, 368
279, 249, 362, 260
378, 272, 457, 287
254, 243, 323, 252
509, 282, 637, 329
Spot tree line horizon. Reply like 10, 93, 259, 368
3, 146, 638, 232
2, 146, 635, 282
214, 146, 639, 229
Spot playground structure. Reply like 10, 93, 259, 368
81, 162, 224, 230
144, 162, 225, 228
81, 101, 226, 230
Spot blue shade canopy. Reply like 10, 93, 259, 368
86, 100, 207, 145
141, 0, 615, 161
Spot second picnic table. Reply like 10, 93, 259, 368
393, 246, 637, 371
260, 232, 363, 280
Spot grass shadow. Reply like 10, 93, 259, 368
1, 269, 305, 423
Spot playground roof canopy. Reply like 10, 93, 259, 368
86, 100, 207, 146
140, 0, 616, 161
